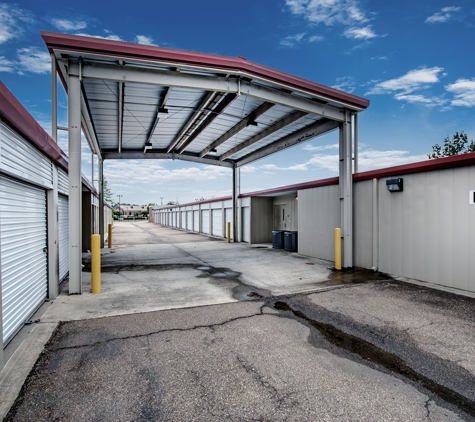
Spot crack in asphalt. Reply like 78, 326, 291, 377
271, 299, 475, 420
47, 304, 268, 353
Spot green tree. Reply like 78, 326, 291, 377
103, 178, 114, 202
166, 201, 177, 205
428, 131, 475, 159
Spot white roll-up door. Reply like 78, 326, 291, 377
212, 209, 223, 237
58, 195, 69, 282
187, 211, 192, 230
193, 211, 199, 232
201, 209, 210, 234
242, 207, 250, 242
180, 211, 185, 229
225, 208, 234, 240
1, 176, 47, 346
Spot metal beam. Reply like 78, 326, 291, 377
102, 150, 234, 167
51, 54, 57, 142
166, 91, 216, 153
146, 86, 171, 146
220, 110, 307, 161
99, 158, 104, 247
68, 60, 83, 294
339, 111, 353, 268
80, 92, 102, 160
80, 63, 346, 121
118, 68, 124, 153
178, 92, 237, 153
200, 101, 274, 157
232, 166, 239, 242
236, 118, 339, 167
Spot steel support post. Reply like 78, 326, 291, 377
353, 113, 358, 174
51, 54, 57, 142
232, 166, 240, 242
339, 112, 353, 268
68, 60, 82, 294
0, 205, 3, 369
47, 164, 59, 299
98, 158, 104, 247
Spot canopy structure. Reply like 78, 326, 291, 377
42, 31, 370, 293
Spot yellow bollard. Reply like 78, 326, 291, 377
334, 228, 342, 270
91, 234, 101, 294
108, 223, 112, 248
227, 222, 231, 243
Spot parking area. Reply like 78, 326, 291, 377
1, 221, 474, 421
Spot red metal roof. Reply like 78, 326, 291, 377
41, 31, 370, 110
0, 81, 98, 194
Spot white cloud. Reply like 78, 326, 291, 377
343, 25, 379, 39
286, 0, 368, 26
332, 76, 357, 93
302, 143, 338, 151
135, 35, 155, 46
371, 55, 388, 60
0, 3, 34, 44
104, 161, 231, 188
51, 18, 87, 31
394, 93, 448, 107
445, 78, 475, 107
308, 35, 324, 42
260, 163, 309, 171
0, 55, 15, 72
366, 67, 444, 95
17, 47, 51, 74
425, 6, 461, 23
306, 148, 427, 173
75, 32, 124, 41
280, 32, 306, 47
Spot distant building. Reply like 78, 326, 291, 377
117, 204, 147, 216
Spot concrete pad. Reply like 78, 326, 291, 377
4, 302, 463, 421
42, 266, 239, 324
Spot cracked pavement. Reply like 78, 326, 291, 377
2, 222, 475, 421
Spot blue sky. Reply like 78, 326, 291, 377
1, 0, 474, 205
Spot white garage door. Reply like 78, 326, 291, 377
193, 211, 199, 232
1, 176, 47, 346
212, 209, 223, 237
187, 211, 192, 230
201, 209, 210, 234
58, 195, 69, 282
242, 207, 250, 243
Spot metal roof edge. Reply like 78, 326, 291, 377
0, 80, 69, 171
354, 153, 475, 182
41, 31, 370, 110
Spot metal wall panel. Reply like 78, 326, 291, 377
58, 195, 69, 282
187, 211, 192, 230
1, 176, 47, 346
211, 209, 222, 237
201, 209, 210, 234
298, 185, 339, 261
58, 168, 69, 196
242, 207, 250, 242
353, 181, 373, 269
0, 123, 53, 189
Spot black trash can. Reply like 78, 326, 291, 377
284, 231, 298, 252
272, 230, 285, 249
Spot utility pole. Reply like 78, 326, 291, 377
160, 197, 164, 205
117, 194, 123, 220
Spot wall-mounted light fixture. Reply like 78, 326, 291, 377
386, 178, 403, 192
